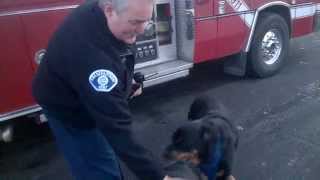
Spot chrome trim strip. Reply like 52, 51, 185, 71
0, 105, 42, 122
196, 10, 255, 21
291, 4, 316, 20
144, 70, 189, 87
291, 2, 313, 8
242, 12, 255, 27
135, 58, 174, 69
245, 1, 291, 52
0, 5, 79, 17
245, 11, 259, 52
290, 8, 296, 19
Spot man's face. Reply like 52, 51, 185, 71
104, 0, 153, 44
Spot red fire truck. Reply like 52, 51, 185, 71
0, 0, 319, 140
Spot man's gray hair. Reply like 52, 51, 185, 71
98, 0, 129, 13
99, 0, 154, 13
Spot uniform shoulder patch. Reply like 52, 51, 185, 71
89, 69, 118, 92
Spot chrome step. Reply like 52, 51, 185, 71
135, 60, 193, 87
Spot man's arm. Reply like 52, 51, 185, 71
69, 51, 165, 180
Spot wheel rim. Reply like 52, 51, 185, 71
260, 29, 283, 65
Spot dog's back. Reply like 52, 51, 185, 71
188, 95, 239, 148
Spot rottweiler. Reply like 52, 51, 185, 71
164, 96, 239, 180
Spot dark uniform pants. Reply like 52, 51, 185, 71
43, 109, 122, 180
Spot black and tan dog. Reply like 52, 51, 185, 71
164, 96, 239, 180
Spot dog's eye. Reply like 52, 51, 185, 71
173, 130, 183, 141
174, 136, 184, 144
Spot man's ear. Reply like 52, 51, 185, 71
103, 3, 115, 18
172, 128, 184, 144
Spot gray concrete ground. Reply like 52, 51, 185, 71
1, 32, 320, 180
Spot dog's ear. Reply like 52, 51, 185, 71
172, 127, 185, 145
163, 144, 178, 160
163, 128, 186, 160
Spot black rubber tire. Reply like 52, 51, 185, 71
248, 12, 289, 77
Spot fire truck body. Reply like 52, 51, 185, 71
0, 0, 319, 123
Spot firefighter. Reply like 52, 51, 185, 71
32, 0, 171, 179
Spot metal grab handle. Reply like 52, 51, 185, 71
185, 9, 195, 40
185, 9, 195, 17
34, 49, 46, 65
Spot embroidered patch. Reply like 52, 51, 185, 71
89, 69, 118, 92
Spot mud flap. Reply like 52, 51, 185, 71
223, 52, 247, 76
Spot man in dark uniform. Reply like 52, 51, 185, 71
32, 0, 170, 179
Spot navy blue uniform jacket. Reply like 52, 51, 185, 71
32, 1, 164, 180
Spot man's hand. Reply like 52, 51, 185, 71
226, 175, 236, 180
130, 79, 143, 98
163, 175, 184, 180
216, 170, 236, 180
130, 83, 142, 98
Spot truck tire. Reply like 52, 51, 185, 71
248, 13, 289, 77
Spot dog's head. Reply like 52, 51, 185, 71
165, 96, 224, 164
164, 118, 220, 165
